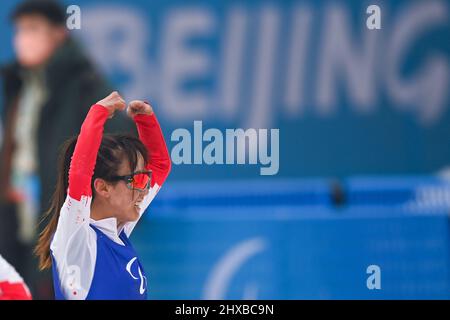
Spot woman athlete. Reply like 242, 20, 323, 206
35, 91, 171, 299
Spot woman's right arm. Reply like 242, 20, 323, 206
51, 92, 125, 300
68, 104, 109, 200
69, 92, 126, 199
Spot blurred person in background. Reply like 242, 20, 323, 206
0, 0, 131, 299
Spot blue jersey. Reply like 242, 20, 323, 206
52, 225, 148, 300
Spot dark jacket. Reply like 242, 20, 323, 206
0, 37, 134, 215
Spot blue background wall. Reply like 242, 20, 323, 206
2, 0, 449, 179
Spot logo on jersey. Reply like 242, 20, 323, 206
126, 257, 147, 294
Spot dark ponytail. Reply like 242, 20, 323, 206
35, 137, 77, 270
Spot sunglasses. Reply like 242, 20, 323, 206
110, 170, 152, 191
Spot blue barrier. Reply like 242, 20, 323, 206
132, 178, 450, 299
150, 179, 334, 211
344, 176, 450, 210
133, 207, 449, 299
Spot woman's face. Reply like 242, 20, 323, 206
108, 153, 149, 224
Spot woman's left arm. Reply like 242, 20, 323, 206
123, 101, 171, 236
134, 112, 172, 188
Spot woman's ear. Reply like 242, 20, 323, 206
93, 178, 110, 198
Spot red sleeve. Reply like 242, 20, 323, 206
68, 104, 109, 200
0, 281, 32, 300
133, 113, 171, 187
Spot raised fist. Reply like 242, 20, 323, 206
127, 100, 154, 118
96, 91, 126, 118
